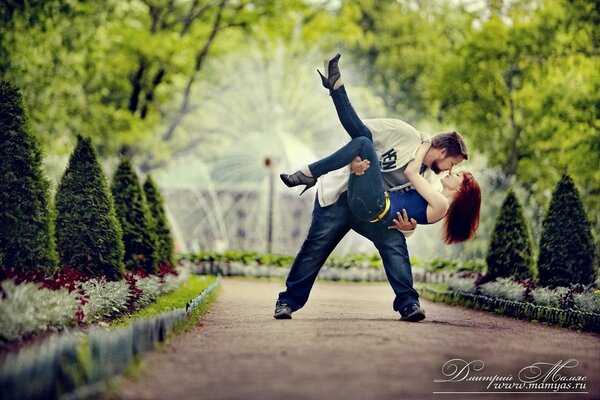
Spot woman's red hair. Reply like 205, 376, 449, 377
442, 172, 481, 244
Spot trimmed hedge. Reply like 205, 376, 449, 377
143, 175, 174, 268
111, 158, 157, 274
537, 175, 596, 287
55, 136, 124, 280
485, 190, 533, 280
418, 286, 600, 332
0, 81, 57, 275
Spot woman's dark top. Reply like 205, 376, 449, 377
383, 189, 430, 225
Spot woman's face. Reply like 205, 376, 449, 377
442, 171, 465, 191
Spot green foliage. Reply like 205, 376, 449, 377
1, 0, 599, 259
432, 0, 600, 231
0, 2, 134, 161
418, 283, 600, 332
55, 136, 124, 280
343, 0, 472, 123
486, 190, 534, 280
460, 259, 487, 274
424, 258, 460, 273
187, 250, 296, 267
111, 275, 216, 327
143, 175, 174, 267
111, 158, 157, 274
187, 251, 485, 274
0, 0, 321, 166
325, 253, 383, 269
420, 258, 487, 274
0, 280, 78, 340
0, 81, 57, 275
537, 175, 596, 287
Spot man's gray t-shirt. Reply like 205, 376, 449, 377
317, 118, 431, 207
382, 164, 428, 191
382, 165, 410, 190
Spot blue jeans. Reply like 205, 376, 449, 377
308, 137, 386, 222
279, 192, 418, 312
329, 85, 373, 142
278, 85, 419, 312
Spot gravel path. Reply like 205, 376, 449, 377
111, 278, 600, 400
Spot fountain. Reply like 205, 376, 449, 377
154, 43, 464, 258
153, 44, 393, 255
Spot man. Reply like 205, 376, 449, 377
275, 56, 468, 322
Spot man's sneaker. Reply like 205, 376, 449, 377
274, 300, 293, 319
400, 303, 426, 322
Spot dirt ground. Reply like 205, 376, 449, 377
109, 278, 600, 400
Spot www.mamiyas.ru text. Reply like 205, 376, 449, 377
434, 359, 587, 392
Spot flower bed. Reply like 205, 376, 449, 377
183, 252, 490, 284
417, 284, 600, 333
0, 275, 220, 400
0, 265, 190, 342
444, 276, 600, 314
191, 260, 390, 283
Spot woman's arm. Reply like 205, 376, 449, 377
405, 143, 449, 222
405, 142, 429, 176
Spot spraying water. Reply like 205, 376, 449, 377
155, 44, 399, 255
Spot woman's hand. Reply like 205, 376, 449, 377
351, 156, 370, 176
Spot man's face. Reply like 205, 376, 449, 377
431, 152, 464, 175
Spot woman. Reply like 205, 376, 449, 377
281, 55, 481, 244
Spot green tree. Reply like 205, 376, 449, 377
0, 81, 57, 276
433, 0, 600, 234
111, 158, 157, 274
54, 136, 124, 280
486, 190, 534, 280
143, 175, 174, 268
0, 0, 285, 163
537, 175, 595, 287
0, 1, 360, 177
343, 0, 472, 123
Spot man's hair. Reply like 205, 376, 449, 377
431, 131, 469, 160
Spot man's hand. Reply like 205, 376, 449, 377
351, 156, 370, 176
389, 209, 417, 231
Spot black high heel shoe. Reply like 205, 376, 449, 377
317, 53, 341, 90
280, 171, 317, 196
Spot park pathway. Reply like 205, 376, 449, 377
111, 278, 600, 400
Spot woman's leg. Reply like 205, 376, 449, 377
309, 136, 372, 178
346, 138, 387, 221
330, 85, 373, 141
308, 137, 386, 221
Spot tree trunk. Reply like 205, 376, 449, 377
162, 0, 227, 143
141, 68, 165, 119
505, 63, 522, 178
128, 60, 146, 114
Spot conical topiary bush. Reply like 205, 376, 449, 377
55, 135, 124, 280
143, 175, 175, 268
537, 174, 595, 287
485, 190, 533, 280
111, 158, 158, 274
0, 81, 57, 276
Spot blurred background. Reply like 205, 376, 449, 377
1, 0, 598, 260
